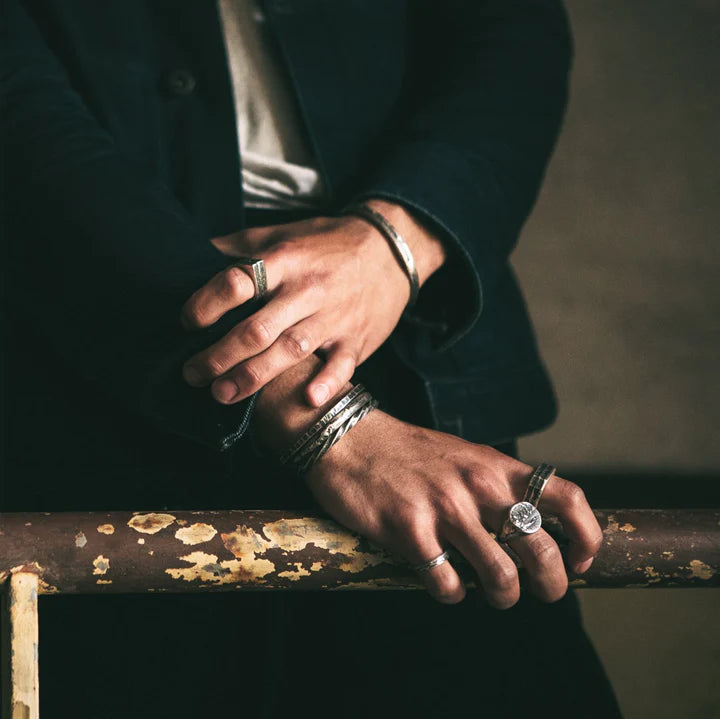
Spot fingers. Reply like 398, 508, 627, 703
406, 542, 466, 605
538, 477, 603, 574
508, 529, 568, 603
209, 317, 324, 403
182, 264, 259, 330
445, 518, 520, 609
182, 294, 312, 388
305, 347, 357, 407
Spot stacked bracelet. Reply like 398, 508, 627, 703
342, 203, 419, 308
280, 384, 378, 473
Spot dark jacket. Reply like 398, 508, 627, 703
1, 0, 570, 509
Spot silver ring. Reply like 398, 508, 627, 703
232, 257, 267, 300
412, 551, 450, 573
523, 463, 556, 508
498, 501, 542, 543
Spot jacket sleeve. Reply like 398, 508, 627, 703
1, 0, 255, 451
354, 0, 572, 349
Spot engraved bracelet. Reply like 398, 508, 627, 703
342, 203, 419, 307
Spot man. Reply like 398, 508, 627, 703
1, 1, 620, 715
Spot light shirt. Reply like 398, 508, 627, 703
218, 0, 325, 209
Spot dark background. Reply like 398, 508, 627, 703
514, 2, 719, 716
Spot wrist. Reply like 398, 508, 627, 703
363, 198, 448, 286
254, 355, 353, 453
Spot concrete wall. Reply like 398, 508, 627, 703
514, 2, 719, 716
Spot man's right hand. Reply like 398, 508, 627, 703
255, 357, 602, 607
305, 410, 601, 607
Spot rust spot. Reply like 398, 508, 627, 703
97, 524, 115, 535
75, 531, 87, 548
175, 523, 217, 545
127, 513, 176, 535
92, 555, 110, 575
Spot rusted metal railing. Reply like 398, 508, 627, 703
1, 508, 719, 717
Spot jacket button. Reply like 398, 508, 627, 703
164, 69, 196, 96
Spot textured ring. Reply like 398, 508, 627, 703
232, 257, 267, 300
413, 551, 451, 574
523, 463, 556, 508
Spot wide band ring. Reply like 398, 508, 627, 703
498, 501, 542, 543
523, 463, 556, 507
412, 551, 451, 574
232, 257, 267, 300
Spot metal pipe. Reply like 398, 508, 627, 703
0, 509, 717, 593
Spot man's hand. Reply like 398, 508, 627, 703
255, 358, 602, 608
180, 200, 447, 407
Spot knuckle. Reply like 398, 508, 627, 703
243, 317, 273, 350
486, 559, 518, 594
436, 492, 470, 526
224, 266, 249, 301
282, 330, 312, 359
564, 483, 587, 510
531, 540, 563, 572
203, 355, 227, 379
233, 362, 264, 392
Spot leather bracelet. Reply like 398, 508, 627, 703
342, 203, 419, 307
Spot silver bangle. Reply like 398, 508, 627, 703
342, 203, 419, 307
278, 384, 366, 465
280, 384, 378, 474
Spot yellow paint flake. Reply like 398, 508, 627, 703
661, 551, 674, 559
165, 551, 274, 585
92, 555, 110, 575
75, 531, 87, 548
127, 513, 176, 535
221, 518, 392, 577
97, 524, 115, 535
175, 523, 217, 546
620, 523, 637, 533
688, 559, 714, 580
277, 563, 311, 580
137, 538, 145, 545
96, 579, 113, 585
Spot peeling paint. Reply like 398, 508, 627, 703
620, 523, 637, 533
95, 579, 113, 585
74, 531, 87, 548
165, 551, 274, 585
97, 524, 115, 535
277, 563, 311, 580
662, 551, 675, 559
221, 518, 391, 576
127, 513, 176, 535
688, 559, 714, 580
92, 555, 110, 575
175, 523, 217, 546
